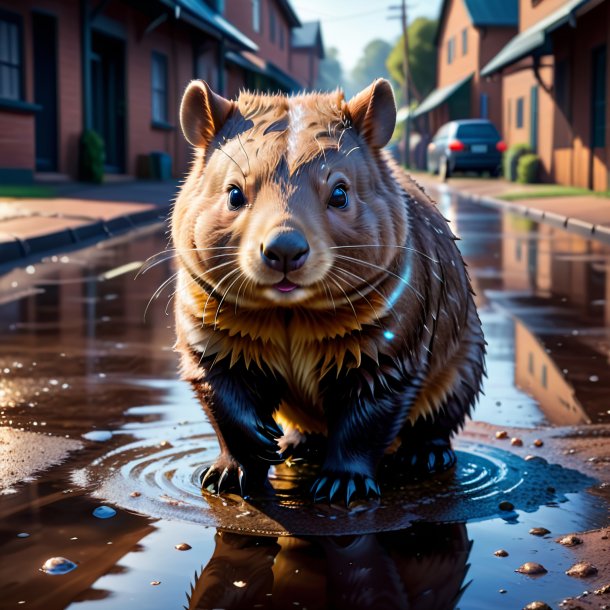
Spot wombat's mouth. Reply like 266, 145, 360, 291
273, 278, 299, 293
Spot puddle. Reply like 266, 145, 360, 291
75, 433, 601, 537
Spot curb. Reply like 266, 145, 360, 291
438, 185, 610, 245
0, 207, 169, 268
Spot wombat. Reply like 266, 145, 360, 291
172, 79, 485, 506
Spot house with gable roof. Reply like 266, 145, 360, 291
413, 0, 518, 136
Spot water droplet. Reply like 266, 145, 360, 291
529, 527, 550, 536
150, 581, 161, 586
17, 532, 29, 538
25, 266, 35, 275
92, 505, 116, 519
383, 330, 395, 340
494, 549, 509, 557
82, 431, 113, 442
589, 375, 599, 382
41, 557, 77, 575
233, 581, 247, 588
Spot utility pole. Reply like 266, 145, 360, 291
389, 0, 411, 168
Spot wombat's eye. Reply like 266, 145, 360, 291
328, 185, 348, 209
227, 186, 246, 211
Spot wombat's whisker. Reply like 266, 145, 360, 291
319, 279, 336, 314
137, 247, 239, 277
202, 267, 242, 326
326, 272, 361, 329
234, 275, 252, 314
330, 268, 383, 328
345, 146, 360, 157
214, 270, 246, 329
330, 244, 440, 264
236, 133, 251, 176
144, 270, 180, 321
216, 144, 247, 180
333, 254, 425, 304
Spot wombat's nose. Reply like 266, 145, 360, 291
261, 230, 310, 272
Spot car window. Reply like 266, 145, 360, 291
434, 124, 451, 140
456, 123, 500, 139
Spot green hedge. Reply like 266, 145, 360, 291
79, 130, 105, 183
503, 143, 531, 181
516, 153, 540, 184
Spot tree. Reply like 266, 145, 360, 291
387, 17, 437, 103
316, 47, 344, 91
349, 39, 396, 96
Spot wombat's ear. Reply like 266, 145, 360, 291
180, 80, 235, 148
345, 79, 396, 149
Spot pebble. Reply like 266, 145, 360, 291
130, 491, 141, 498
511, 438, 523, 447
150, 581, 161, 586
533, 439, 544, 447
529, 527, 551, 536
557, 535, 583, 547
523, 603, 552, 610
595, 584, 610, 595
499, 589, 507, 594
41, 557, 78, 575
516, 562, 548, 575
495, 430, 508, 439
175, 543, 192, 551
566, 562, 598, 578
499, 501, 514, 511
494, 549, 509, 557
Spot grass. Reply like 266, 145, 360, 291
0, 185, 57, 198
498, 185, 610, 201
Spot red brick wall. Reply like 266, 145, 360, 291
0, 0, 81, 176
290, 50, 317, 90
224, 0, 292, 73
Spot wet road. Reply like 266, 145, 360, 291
0, 190, 609, 609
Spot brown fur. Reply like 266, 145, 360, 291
172, 79, 485, 502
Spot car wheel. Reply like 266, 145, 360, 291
439, 156, 450, 182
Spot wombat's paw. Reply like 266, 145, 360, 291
384, 439, 456, 479
310, 471, 381, 507
201, 457, 246, 496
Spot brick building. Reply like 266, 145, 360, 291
0, 0, 323, 182
482, 0, 610, 191
413, 0, 518, 135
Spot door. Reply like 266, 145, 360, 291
91, 31, 126, 173
33, 12, 58, 172
529, 85, 538, 152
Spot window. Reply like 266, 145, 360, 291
541, 364, 547, 388
516, 97, 524, 128
279, 24, 285, 49
592, 45, 607, 148
269, 7, 276, 43
252, 0, 261, 32
554, 58, 570, 119
0, 12, 23, 101
462, 28, 468, 55
480, 93, 488, 119
151, 52, 168, 124
528, 352, 534, 374
507, 98, 512, 128
447, 37, 455, 64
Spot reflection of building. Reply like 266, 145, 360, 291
482, 0, 610, 191
0, 0, 323, 182
498, 215, 610, 424
414, 0, 518, 133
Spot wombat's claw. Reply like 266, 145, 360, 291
310, 472, 380, 506
201, 463, 245, 496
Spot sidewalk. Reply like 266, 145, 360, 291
0, 180, 178, 270
411, 171, 610, 244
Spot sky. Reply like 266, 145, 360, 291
292, 0, 443, 73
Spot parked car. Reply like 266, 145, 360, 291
427, 119, 506, 180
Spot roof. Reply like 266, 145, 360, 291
411, 73, 473, 118
435, 0, 518, 44
162, 0, 258, 52
481, 0, 593, 76
226, 51, 303, 92
291, 21, 325, 59
276, 0, 301, 28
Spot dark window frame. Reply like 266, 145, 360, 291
0, 9, 25, 102
151, 51, 169, 126
591, 45, 606, 148
447, 36, 455, 64
516, 97, 524, 128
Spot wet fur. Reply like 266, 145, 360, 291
172, 80, 485, 505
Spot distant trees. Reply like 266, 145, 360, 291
315, 47, 344, 91
349, 39, 397, 96
387, 17, 437, 104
